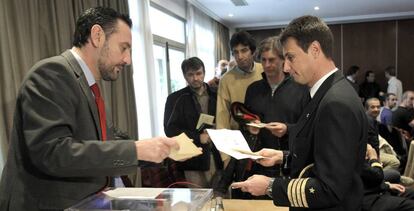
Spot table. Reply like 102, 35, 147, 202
223, 199, 288, 211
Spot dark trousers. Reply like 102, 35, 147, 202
363, 188, 414, 211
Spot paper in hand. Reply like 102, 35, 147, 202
233, 148, 262, 157
206, 129, 264, 160
169, 133, 202, 161
246, 122, 267, 128
196, 113, 215, 130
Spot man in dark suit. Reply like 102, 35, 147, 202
232, 15, 367, 211
0, 7, 178, 211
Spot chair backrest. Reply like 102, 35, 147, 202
378, 123, 407, 156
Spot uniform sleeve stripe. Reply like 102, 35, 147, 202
292, 179, 299, 207
371, 162, 383, 168
287, 179, 295, 207
295, 179, 304, 207
301, 178, 310, 208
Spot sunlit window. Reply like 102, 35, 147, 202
149, 5, 186, 135
150, 6, 185, 44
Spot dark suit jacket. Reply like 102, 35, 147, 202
271, 70, 368, 211
0, 50, 138, 210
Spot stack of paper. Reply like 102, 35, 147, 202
169, 133, 203, 161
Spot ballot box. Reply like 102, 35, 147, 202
65, 188, 213, 211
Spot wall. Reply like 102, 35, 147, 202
245, 19, 414, 92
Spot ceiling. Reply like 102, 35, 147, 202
188, 0, 414, 29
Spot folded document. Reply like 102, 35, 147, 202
168, 133, 202, 161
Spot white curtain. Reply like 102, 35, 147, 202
129, 0, 157, 139
185, 3, 215, 81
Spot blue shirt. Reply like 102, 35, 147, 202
380, 107, 392, 125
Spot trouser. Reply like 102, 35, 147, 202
184, 154, 217, 188
363, 188, 414, 211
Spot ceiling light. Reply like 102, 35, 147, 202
228, 13, 234, 17
314, 6, 320, 11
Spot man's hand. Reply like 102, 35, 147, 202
231, 175, 271, 196
135, 137, 179, 163
257, 148, 283, 167
265, 122, 287, 137
366, 144, 378, 160
200, 131, 210, 144
388, 183, 405, 194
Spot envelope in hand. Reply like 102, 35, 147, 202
169, 133, 203, 161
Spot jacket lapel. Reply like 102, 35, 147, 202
292, 70, 345, 137
61, 50, 102, 139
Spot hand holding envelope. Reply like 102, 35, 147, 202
246, 122, 268, 128
246, 120, 267, 135
168, 133, 203, 161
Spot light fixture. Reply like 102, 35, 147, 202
228, 13, 234, 17
314, 6, 320, 11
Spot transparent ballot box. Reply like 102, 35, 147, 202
65, 188, 213, 211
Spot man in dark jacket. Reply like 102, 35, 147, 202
362, 144, 414, 211
164, 57, 223, 187
232, 15, 367, 211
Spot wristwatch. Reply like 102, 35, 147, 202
266, 178, 275, 198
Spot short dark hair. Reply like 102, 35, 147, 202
280, 15, 334, 58
364, 97, 379, 110
73, 7, 132, 47
365, 70, 374, 78
346, 65, 360, 76
385, 66, 396, 76
384, 93, 396, 102
230, 31, 256, 53
257, 36, 284, 60
181, 57, 205, 75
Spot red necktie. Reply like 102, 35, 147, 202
90, 83, 107, 141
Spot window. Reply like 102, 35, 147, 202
152, 44, 185, 134
194, 23, 215, 82
150, 6, 185, 44
150, 5, 186, 136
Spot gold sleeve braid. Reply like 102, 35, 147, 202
286, 163, 314, 208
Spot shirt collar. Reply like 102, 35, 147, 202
235, 62, 255, 74
346, 75, 355, 83
70, 49, 96, 86
310, 68, 338, 98
189, 83, 208, 96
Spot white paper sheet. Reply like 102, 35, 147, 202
206, 129, 264, 160
103, 188, 165, 199
246, 122, 267, 128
